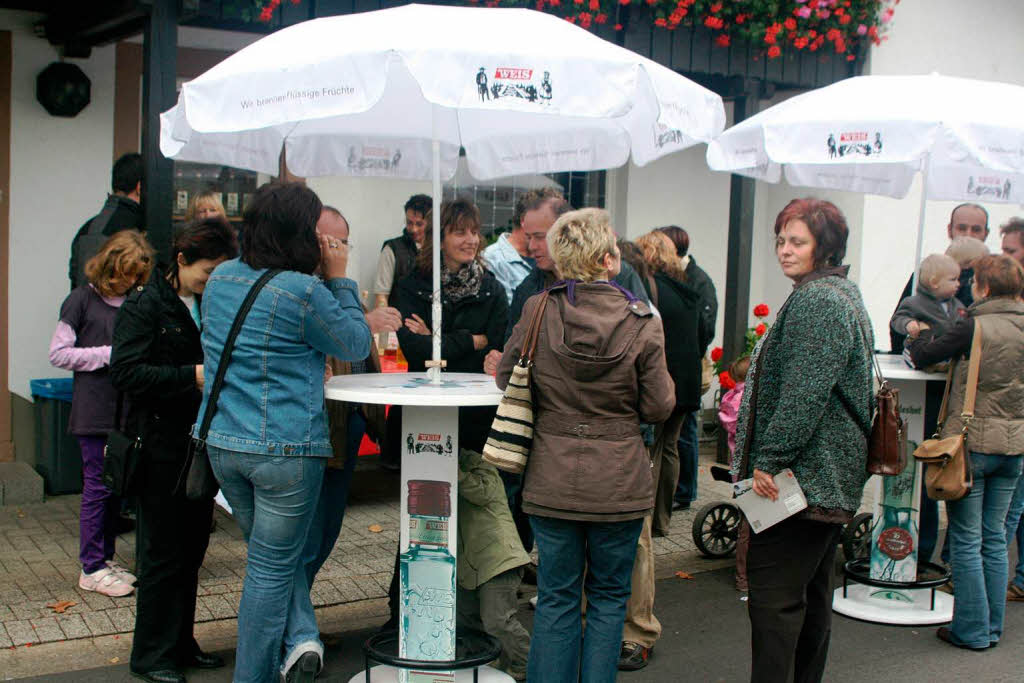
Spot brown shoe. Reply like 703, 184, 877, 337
1007, 583, 1024, 601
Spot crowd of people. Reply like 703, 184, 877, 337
49, 152, 1024, 683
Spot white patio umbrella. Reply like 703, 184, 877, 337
161, 3, 725, 381
706, 73, 1024, 268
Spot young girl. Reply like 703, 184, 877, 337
718, 356, 750, 591
49, 230, 155, 597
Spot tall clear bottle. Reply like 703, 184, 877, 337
400, 480, 456, 682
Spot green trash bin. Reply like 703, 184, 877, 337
31, 378, 83, 495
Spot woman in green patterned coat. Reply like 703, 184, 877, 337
734, 198, 873, 683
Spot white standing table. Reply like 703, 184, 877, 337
833, 355, 953, 625
326, 372, 512, 683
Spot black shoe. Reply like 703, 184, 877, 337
936, 627, 988, 651
672, 500, 691, 511
285, 651, 321, 683
617, 641, 652, 671
186, 650, 225, 669
521, 562, 538, 586
130, 670, 185, 683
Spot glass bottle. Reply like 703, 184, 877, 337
400, 480, 456, 681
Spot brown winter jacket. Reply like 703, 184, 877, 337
942, 299, 1024, 456
496, 281, 675, 521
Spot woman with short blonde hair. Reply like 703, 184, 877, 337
497, 209, 674, 683
184, 190, 227, 222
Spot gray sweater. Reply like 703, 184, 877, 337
890, 287, 966, 339
734, 270, 874, 518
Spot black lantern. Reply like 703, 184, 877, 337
36, 62, 91, 117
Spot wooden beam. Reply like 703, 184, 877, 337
0, 31, 12, 460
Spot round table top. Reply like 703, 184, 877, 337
874, 353, 946, 383
325, 372, 503, 406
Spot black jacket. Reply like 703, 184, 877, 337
395, 267, 508, 452
890, 268, 974, 352
69, 195, 144, 289
395, 267, 509, 373
648, 273, 704, 411
684, 256, 717, 355
110, 270, 202, 494
382, 231, 419, 307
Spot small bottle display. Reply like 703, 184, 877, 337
400, 480, 455, 681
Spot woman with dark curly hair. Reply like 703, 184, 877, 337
735, 198, 873, 683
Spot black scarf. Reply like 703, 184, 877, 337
441, 261, 483, 302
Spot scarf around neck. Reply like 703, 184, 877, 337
441, 260, 484, 302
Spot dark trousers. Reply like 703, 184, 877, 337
747, 517, 842, 683
131, 490, 214, 673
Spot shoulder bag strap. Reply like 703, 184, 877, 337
961, 319, 983, 421
87, 199, 119, 236
932, 364, 955, 435
520, 291, 550, 364
195, 268, 282, 441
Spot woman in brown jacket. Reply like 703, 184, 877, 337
497, 208, 674, 683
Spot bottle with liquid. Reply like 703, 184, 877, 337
399, 480, 456, 681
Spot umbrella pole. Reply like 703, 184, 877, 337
911, 152, 932, 290
428, 106, 443, 384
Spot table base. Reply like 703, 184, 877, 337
346, 665, 514, 683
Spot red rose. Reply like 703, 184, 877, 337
755, 323, 767, 337
719, 371, 736, 391
767, 45, 782, 59
595, 13, 608, 23
783, 18, 797, 30
711, 347, 724, 362
614, 22, 624, 30
753, 303, 770, 317
655, 17, 668, 26
715, 34, 731, 47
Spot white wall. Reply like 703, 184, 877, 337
6, 21, 117, 399
858, 0, 1024, 347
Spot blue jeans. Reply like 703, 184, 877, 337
1004, 470, 1024, 591
528, 515, 643, 683
673, 411, 699, 505
303, 411, 365, 586
208, 447, 325, 683
946, 453, 1023, 648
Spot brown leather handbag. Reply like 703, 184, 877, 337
912, 320, 983, 501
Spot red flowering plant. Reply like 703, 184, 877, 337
710, 302, 772, 389
251, 0, 897, 61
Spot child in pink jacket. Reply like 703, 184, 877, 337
718, 356, 750, 591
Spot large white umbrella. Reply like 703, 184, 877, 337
161, 3, 725, 380
706, 73, 1024, 267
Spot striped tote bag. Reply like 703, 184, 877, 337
483, 291, 550, 474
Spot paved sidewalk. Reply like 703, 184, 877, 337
0, 447, 733, 655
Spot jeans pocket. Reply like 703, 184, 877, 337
250, 455, 304, 492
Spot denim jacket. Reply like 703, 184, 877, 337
194, 259, 371, 457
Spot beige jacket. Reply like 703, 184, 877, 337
942, 298, 1024, 456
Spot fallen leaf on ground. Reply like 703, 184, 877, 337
110, 657, 120, 664
368, 524, 383, 533
16, 509, 25, 519
674, 571, 695, 580
46, 600, 77, 614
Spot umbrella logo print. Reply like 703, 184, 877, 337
347, 145, 402, 174
654, 123, 684, 149
829, 131, 883, 158
966, 175, 1012, 199
476, 67, 552, 104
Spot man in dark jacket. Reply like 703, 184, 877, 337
69, 153, 144, 289
373, 194, 432, 308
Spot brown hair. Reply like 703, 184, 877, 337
972, 254, 1024, 299
1000, 216, 1024, 239
729, 355, 751, 384
84, 230, 155, 297
513, 187, 567, 229
636, 231, 686, 282
617, 239, 649, 283
773, 198, 849, 268
416, 198, 484, 274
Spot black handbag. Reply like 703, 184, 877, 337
102, 394, 140, 496
178, 268, 281, 500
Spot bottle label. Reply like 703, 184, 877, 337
409, 517, 448, 546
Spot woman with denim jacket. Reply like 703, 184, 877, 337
197, 184, 370, 683
110, 219, 237, 683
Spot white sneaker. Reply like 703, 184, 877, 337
106, 560, 137, 585
529, 595, 538, 609
79, 567, 135, 597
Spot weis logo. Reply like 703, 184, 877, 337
494, 68, 533, 80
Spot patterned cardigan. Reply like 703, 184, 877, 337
734, 269, 874, 519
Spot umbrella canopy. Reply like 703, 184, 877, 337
706, 73, 1024, 203
161, 3, 725, 181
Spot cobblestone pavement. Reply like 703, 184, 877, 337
0, 449, 733, 649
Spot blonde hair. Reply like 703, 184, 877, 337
84, 230, 155, 297
547, 208, 617, 282
917, 254, 959, 293
635, 231, 686, 282
185, 190, 226, 221
945, 236, 989, 267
